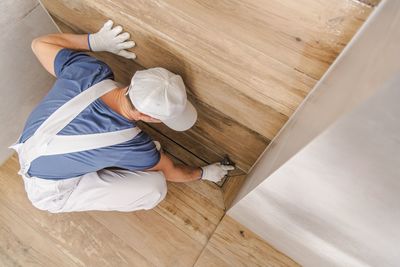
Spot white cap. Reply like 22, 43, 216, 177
126, 67, 197, 131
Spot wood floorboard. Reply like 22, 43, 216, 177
89, 210, 202, 267
0, 202, 79, 267
221, 174, 248, 210
153, 187, 219, 245
194, 215, 300, 267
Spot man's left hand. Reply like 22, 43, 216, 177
89, 20, 136, 59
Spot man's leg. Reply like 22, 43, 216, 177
25, 169, 167, 213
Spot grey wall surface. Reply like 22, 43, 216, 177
229, 0, 400, 266
232, 0, 399, 205
0, 0, 58, 164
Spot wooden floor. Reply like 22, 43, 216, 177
0, 155, 297, 266
195, 216, 299, 267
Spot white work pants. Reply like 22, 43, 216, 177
22, 169, 167, 213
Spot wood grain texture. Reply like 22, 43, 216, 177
221, 174, 248, 210
194, 215, 300, 267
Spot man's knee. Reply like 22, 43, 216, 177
142, 171, 168, 210
113, 170, 167, 211
25, 171, 168, 213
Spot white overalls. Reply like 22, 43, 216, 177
10, 79, 167, 213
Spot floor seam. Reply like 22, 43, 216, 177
191, 212, 226, 266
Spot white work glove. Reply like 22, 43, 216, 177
89, 20, 136, 59
154, 141, 162, 151
201, 163, 235, 183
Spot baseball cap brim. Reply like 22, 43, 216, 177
162, 101, 197, 131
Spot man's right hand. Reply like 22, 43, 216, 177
201, 163, 235, 183
89, 20, 136, 59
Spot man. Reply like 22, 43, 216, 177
10, 20, 234, 213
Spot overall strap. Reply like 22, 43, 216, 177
44, 127, 142, 156
18, 79, 127, 176
34, 79, 119, 138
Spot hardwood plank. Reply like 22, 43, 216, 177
153, 184, 219, 245
0, 203, 78, 267
90, 210, 203, 267
222, 174, 248, 210
42, 0, 289, 140
99, 0, 314, 114
182, 179, 226, 210
162, 0, 357, 80
194, 248, 231, 267
165, 182, 224, 225
194, 215, 300, 267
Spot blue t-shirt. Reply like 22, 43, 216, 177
19, 48, 160, 179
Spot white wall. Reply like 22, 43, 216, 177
0, 0, 58, 164
228, 0, 400, 266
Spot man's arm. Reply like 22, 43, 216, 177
148, 153, 202, 182
31, 20, 135, 77
31, 33, 89, 76
148, 152, 234, 183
